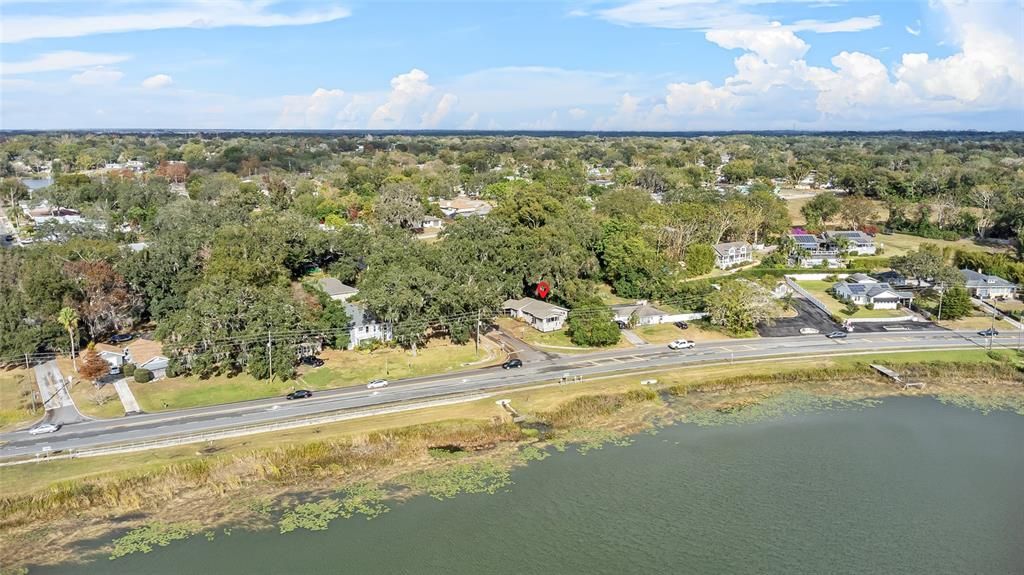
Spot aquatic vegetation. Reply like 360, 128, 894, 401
400, 461, 512, 500
109, 522, 199, 559
935, 392, 1024, 415
516, 445, 550, 463
550, 429, 633, 454
278, 499, 343, 533
683, 391, 879, 427
336, 483, 389, 519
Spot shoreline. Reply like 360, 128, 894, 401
2, 358, 1021, 572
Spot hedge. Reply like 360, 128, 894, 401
134, 368, 153, 383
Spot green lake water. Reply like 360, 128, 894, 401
37, 397, 1024, 574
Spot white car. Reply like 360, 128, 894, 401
668, 339, 695, 350
799, 327, 820, 335
28, 423, 60, 435
366, 379, 389, 389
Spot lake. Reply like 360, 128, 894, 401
37, 397, 1024, 575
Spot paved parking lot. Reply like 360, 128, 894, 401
759, 296, 942, 337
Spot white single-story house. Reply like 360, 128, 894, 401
420, 216, 444, 230
713, 241, 753, 270
344, 302, 394, 349
611, 301, 672, 326
960, 269, 1018, 300
825, 231, 877, 255
832, 281, 913, 309
502, 297, 569, 332
436, 196, 493, 218
318, 277, 359, 302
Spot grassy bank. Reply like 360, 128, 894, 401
1, 351, 1020, 571
0, 370, 42, 432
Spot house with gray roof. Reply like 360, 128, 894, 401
832, 280, 913, 309
344, 302, 393, 349
712, 241, 753, 270
611, 301, 672, 326
317, 277, 359, 302
960, 269, 1017, 300
825, 230, 877, 255
502, 297, 569, 332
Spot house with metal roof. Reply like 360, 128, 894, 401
832, 280, 913, 309
317, 277, 359, 302
712, 241, 753, 270
960, 269, 1018, 300
611, 301, 672, 326
825, 230, 877, 255
502, 297, 569, 332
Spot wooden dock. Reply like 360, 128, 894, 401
870, 364, 925, 389
496, 399, 526, 423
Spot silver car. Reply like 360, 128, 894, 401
366, 379, 389, 389
28, 423, 61, 435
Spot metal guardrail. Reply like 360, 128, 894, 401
785, 276, 833, 315
0, 393, 494, 467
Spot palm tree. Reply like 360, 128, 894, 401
58, 307, 80, 371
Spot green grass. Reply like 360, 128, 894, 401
877, 233, 1012, 258
797, 280, 912, 319
130, 341, 498, 412
0, 371, 42, 432
832, 349, 1004, 365
496, 318, 630, 352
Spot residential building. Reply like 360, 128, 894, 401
713, 241, 754, 270
96, 337, 170, 380
317, 277, 359, 302
436, 196, 493, 218
344, 302, 393, 349
611, 301, 672, 326
832, 281, 913, 309
825, 230, 877, 255
419, 216, 444, 231
502, 297, 569, 332
789, 233, 844, 268
960, 269, 1018, 300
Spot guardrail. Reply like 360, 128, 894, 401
0, 393, 494, 467
785, 276, 833, 315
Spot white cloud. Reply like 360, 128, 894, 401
70, 67, 124, 85
277, 87, 348, 129
460, 112, 480, 129
141, 74, 173, 89
370, 69, 436, 127
568, 107, 588, 119
1, 0, 351, 43
905, 20, 921, 36
1, 51, 130, 75
597, 1, 879, 33
421, 93, 458, 128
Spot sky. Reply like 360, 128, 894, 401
0, 0, 1022, 131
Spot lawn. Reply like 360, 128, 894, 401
594, 284, 633, 306
796, 280, 914, 320
876, 233, 1011, 258
634, 321, 758, 343
0, 369, 42, 432
496, 318, 634, 353
129, 339, 504, 413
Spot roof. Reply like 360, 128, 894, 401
874, 270, 905, 283
502, 297, 568, 319
611, 303, 670, 319
790, 234, 821, 248
828, 230, 874, 243
713, 241, 751, 257
835, 281, 907, 300
847, 273, 876, 284
126, 338, 165, 366
960, 269, 1016, 288
317, 277, 358, 298
125, 242, 149, 252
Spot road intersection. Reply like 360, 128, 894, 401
1, 329, 1017, 460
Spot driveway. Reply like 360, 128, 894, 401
485, 328, 557, 362
758, 296, 841, 337
33, 360, 90, 425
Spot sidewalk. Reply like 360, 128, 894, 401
112, 378, 142, 414
621, 329, 648, 346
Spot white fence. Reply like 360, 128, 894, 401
784, 276, 833, 315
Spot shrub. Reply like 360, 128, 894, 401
865, 303, 875, 310
134, 368, 153, 383
122, 363, 136, 377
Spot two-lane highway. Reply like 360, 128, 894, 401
1, 330, 1016, 459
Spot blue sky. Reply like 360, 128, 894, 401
1, 0, 1021, 130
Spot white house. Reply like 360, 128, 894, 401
344, 302, 393, 349
502, 297, 569, 332
825, 231, 877, 255
789, 233, 844, 268
419, 216, 444, 231
317, 277, 359, 302
832, 281, 913, 309
611, 301, 672, 326
713, 241, 753, 270
960, 269, 1018, 300
436, 196, 493, 218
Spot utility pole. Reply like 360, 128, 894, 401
936, 282, 944, 323
267, 330, 273, 382
475, 309, 481, 356
988, 308, 995, 351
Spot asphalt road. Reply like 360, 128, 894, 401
1, 330, 1018, 459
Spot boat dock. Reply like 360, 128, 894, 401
870, 364, 925, 389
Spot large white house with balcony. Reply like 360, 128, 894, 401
713, 241, 753, 270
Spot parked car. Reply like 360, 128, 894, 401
286, 390, 313, 400
367, 379, 389, 389
799, 327, 820, 335
668, 339, 695, 350
978, 328, 999, 337
616, 320, 628, 329
3, 234, 13, 242
673, 321, 689, 329
826, 331, 848, 339
502, 358, 523, 369
301, 356, 325, 368
28, 423, 61, 435
109, 333, 134, 344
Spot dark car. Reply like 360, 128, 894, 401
502, 358, 523, 369
616, 320, 628, 329
286, 390, 313, 400
978, 328, 999, 337
301, 356, 325, 368
109, 333, 134, 344
825, 331, 848, 339
674, 321, 689, 329
3, 234, 13, 242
